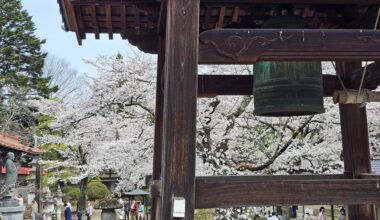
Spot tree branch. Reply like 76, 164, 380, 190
226, 115, 314, 171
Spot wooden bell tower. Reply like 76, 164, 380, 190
58, 1, 380, 219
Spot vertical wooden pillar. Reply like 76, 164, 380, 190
160, 0, 199, 219
337, 61, 375, 220
36, 158, 43, 217
151, 37, 165, 220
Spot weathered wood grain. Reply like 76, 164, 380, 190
70, 0, 380, 5
90, 4, 100, 39
105, 4, 113, 39
160, 0, 200, 219
195, 176, 380, 208
62, 0, 82, 45
337, 61, 374, 220
151, 37, 165, 220
199, 29, 380, 64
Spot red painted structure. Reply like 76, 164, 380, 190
0, 132, 43, 156
1, 167, 31, 175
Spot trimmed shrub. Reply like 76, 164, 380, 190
65, 187, 80, 200
94, 197, 122, 209
87, 180, 111, 200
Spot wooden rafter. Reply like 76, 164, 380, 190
105, 3, 113, 39
134, 5, 140, 34
120, 4, 127, 39
216, 6, 226, 29
74, 6, 86, 40
231, 6, 239, 22
62, 0, 82, 45
59, 0, 380, 52
202, 6, 212, 29
90, 4, 100, 39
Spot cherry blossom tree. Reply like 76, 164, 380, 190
197, 63, 380, 178
33, 52, 156, 212
33, 52, 380, 218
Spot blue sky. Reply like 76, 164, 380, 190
21, 0, 132, 76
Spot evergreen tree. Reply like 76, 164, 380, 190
0, 0, 57, 136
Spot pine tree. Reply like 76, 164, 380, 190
0, 0, 57, 96
0, 0, 57, 136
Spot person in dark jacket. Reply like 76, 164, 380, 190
64, 203, 72, 220
123, 200, 130, 220
77, 210, 82, 220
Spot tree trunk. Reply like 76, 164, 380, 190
78, 176, 88, 214
77, 145, 88, 215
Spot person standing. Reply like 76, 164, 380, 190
77, 210, 82, 220
253, 207, 260, 220
131, 200, 137, 220
86, 203, 93, 220
303, 213, 311, 220
338, 207, 346, 220
64, 203, 72, 220
318, 207, 326, 220
291, 205, 298, 218
17, 194, 23, 206
31, 199, 38, 220
138, 202, 145, 220
123, 200, 130, 220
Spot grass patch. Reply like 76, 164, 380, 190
195, 209, 214, 220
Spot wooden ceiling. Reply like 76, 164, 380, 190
58, 0, 380, 53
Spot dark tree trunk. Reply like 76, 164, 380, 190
78, 176, 88, 214
77, 145, 88, 215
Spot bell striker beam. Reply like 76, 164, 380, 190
337, 61, 375, 220
160, 0, 199, 219
151, 36, 165, 220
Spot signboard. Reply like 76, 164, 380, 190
173, 197, 186, 218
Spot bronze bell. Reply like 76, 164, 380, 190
253, 16, 325, 116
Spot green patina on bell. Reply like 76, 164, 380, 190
253, 15, 325, 116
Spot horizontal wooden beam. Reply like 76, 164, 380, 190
197, 174, 345, 182
359, 173, 380, 179
198, 74, 340, 97
195, 175, 380, 208
199, 29, 380, 64
70, 0, 380, 5
200, 0, 380, 4
70, 0, 157, 5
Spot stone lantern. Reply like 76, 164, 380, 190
41, 188, 55, 220
94, 197, 123, 220
54, 185, 64, 220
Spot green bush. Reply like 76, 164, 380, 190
64, 186, 80, 200
87, 180, 111, 200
